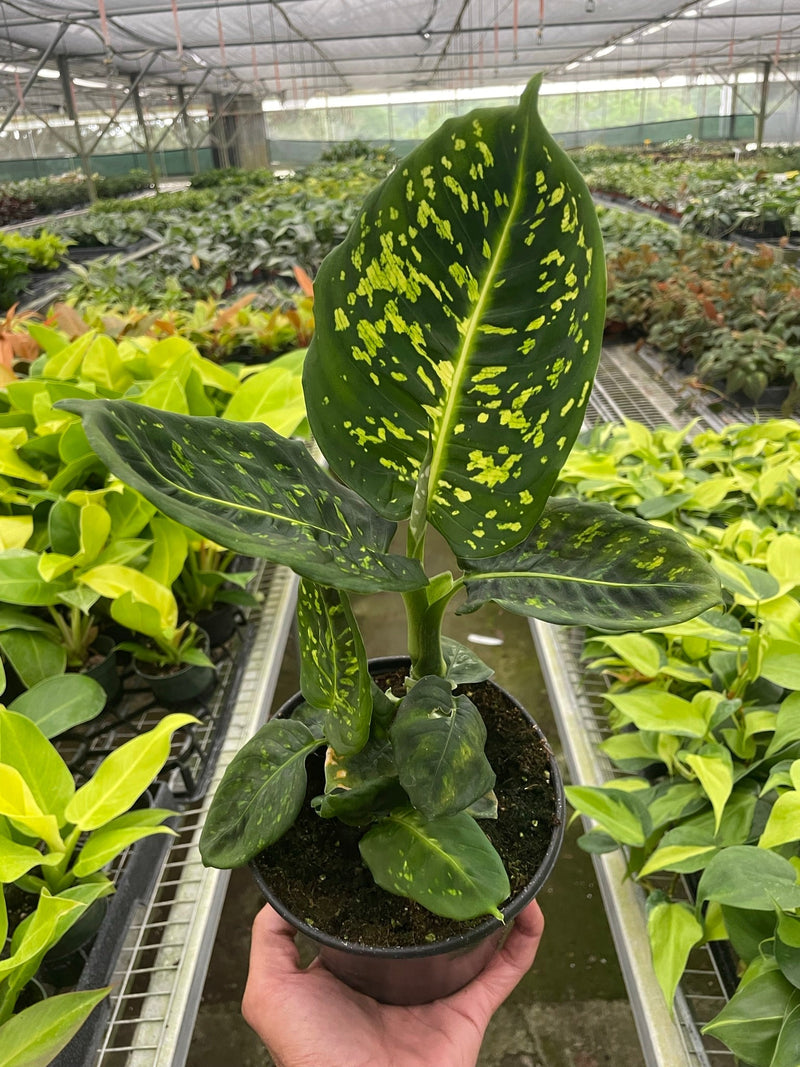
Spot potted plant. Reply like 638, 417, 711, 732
172, 535, 260, 647
60, 75, 720, 1003
0, 707, 194, 1056
78, 562, 217, 705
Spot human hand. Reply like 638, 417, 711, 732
242, 900, 545, 1067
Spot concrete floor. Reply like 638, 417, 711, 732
186, 533, 645, 1067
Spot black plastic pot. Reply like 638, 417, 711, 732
82, 635, 121, 705
195, 602, 239, 647
133, 629, 216, 706
251, 655, 565, 1005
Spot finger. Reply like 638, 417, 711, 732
249, 903, 302, 978
243, 905, 301, 1029
445, 900, 545, 1019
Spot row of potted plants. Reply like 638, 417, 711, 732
576, 149, 800, 240
0, 170, 152, 227
0, 294, 311, 1059
0, 310, 307, 709
0, 230, 73, 313
560, 417, 800, 1066
600, 206, 800, 406
43, 159, 393, 307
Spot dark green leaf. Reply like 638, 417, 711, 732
695, 846, 800, 913
720, 905, 777, 964
390, 675, 494, 817
304, 76, 606, 559
702, 964, 797, 1065
56, 400, 426, 595
9, 675, 106, 738
314, 735, 405, 824
0, 631, 66, 688
776, 911, 800, 989
199, 719, 320, 868
359, 808, 510, 920
297, 580, 370, 756
441, 637, 494, 684
458, 499, 720, 631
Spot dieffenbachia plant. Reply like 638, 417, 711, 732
58, 76, 720, 921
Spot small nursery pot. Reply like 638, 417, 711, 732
195, 603, 239, 647
251, 655, 565, 1005
134, 630, 216, 706
83, 634, 122, 704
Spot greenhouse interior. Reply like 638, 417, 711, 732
2, 2, 800, 1066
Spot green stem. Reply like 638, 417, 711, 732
403, 578, 462, 680
46, 825, 81, 893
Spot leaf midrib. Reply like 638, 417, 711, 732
128, 441, 341, 540
464, 570, 693, 590
423, 121, 531, 517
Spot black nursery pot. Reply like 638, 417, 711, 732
83, 634, 122, 705
250, 655, 565, 1005
133, 629, 216, 706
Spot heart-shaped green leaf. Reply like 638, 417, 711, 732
8, 674, 106, 739
57, 399, 425, 595
304, 75, 605, 558
199, 719, 321, 868
297, 580, 371, 757
441, 637, 494, 684
458, 498, 721, 631
359, 807, 509, 920
391, 675, 494, 817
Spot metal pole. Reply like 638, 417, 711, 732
152, 76, 210, 163
86, 53, 159, 156
58, 55, 98, 201
0, 21, 69, 134
756, 59, 771, 148
130, 74, 161, 191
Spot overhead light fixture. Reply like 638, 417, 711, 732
594, 45, 616, 58
621, 36, 636, 44
73, 77, 109, 89
420, 29, 431, 40
642, 20, 672, 36
0, 62, 30, 73
682, 6, 700, 15
707, 0, 733, 7
36, 68, 60, 79
565, 61, 580, 70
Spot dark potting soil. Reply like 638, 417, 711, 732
253, 669, 558, 948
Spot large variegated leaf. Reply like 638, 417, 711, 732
297, 579, 371, 756
199, 719, 321, 869
359, 808, 509, 920
57, 400, 425, 594
390, 675, 494, 817
304, 75, 605, 558
458, 498, 721, 631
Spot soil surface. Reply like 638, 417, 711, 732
253, 668, 559, 948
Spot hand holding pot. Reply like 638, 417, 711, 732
243, 901, 545, 1067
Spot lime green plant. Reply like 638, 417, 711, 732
0, 709, 194, 1040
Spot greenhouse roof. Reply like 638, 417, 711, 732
0, 1, 798, 113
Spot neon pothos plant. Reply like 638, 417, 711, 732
59, 77, 720, 922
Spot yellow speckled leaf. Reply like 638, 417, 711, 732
304, 75, 605, 558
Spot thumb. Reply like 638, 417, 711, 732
445, 900, 545, 1021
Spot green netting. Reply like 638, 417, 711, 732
0, 147, 215, 183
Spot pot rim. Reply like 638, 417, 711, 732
250, 653, 565, 960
